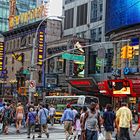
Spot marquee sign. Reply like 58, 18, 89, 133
9, 5, 46, 30
0, 42, 5, 71
37, 31, 45, 66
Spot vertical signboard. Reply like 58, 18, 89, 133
0, 42, 5, 71
37, 31, 45, 66
9, 0, 16, 30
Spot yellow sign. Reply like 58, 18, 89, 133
37, 31, 44, 66
0, 42, 4, 71
9, 5, 46, 30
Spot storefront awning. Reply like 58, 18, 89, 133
67, 77, 99, 93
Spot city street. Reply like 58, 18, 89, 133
0, 124, 140, 140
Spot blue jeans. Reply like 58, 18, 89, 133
86, 129, 98, 140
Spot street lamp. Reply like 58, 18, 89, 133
28, 15, 64, 103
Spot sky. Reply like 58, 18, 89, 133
49, 0, 63, 16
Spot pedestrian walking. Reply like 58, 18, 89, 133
61, 104, 74, 140
38, 104, 49, 138
16, 102, 24, 133
116, 102, 132, 140
2, 103, 12, 134
81, 102, 102, 140
74, 113, 81, 140
26, 107, 37, 139
49, 104, 56, 126
102, 104, 116, 140
79, 106, 87, 140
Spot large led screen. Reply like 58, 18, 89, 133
106, 0, 140, 34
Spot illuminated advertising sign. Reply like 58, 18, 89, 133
37, 31, 45, 66
0, 42, 5, 71
106, 0, 140, 33
9, 5, 46, 30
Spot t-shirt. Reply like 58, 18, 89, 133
116, 106, 132, 128
103, 111, 116, 131
86, 111, 98, 131
49, 107, 56, 116
28, 111, 37, 124
38, 108, 49, 125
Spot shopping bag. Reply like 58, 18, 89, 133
98, 132, 105, 140
0, 123, 3, 133
35, 123, 41, 132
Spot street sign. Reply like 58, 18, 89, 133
23, 69, 30, 75
62, 53, 85, 62
29, 80, 36, 92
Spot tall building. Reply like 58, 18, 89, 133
63, 0, 105, 42
0, 0, 36, 32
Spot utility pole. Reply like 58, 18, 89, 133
28, 38, 36, 103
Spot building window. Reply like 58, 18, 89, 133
88, 51, 102, 74
65, 0, 75, 5
104, 49, 113, 73
56, 57, 65, 73
90, 27, 102, 42
64, 8, 74, 29
90, 0, 103, 23
77, 3, 87, 26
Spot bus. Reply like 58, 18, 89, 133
45, 95, 99, 122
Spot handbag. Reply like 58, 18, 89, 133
98, 132, 105, 140
35, 123, 41, 132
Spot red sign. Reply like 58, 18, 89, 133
69, 80, 92, 87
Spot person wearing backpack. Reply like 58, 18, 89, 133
26, 107, 37, 139
102, 104, 116, 140
38, 104, 49, 138
3, 103, 12, 134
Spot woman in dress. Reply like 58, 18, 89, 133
16, 102, 24, 133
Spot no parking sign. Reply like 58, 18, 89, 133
29, 80, 36, 92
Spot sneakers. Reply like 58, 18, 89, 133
38, 136, 42, 138
27, 136, 30, 138
46, 133, 49, 138
32, 135, 35, 139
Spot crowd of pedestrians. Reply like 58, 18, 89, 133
0, 101, 56, 139
0, 100, 139, 140
60, 102, 140, 140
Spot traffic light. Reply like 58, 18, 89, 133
121, 46, 127, 59
127, 46, 134, 59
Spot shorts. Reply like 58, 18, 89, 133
105, 131, 112, 140
74, 130, 81, 136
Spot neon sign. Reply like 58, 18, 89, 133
37, 31, 45, 66
0, 42, 5, 71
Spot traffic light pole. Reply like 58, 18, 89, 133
28, 38, 35, 104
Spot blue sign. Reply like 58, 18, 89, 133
123, 67, 130, 75
106, 0, 140, 33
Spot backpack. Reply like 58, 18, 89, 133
4, 108, 11, 119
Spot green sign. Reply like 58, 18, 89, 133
22, 69, 30, 75
62, 53, 85, 62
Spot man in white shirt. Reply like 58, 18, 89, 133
49, 105, 56, 126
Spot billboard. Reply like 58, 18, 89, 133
106, 0, 140, 34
